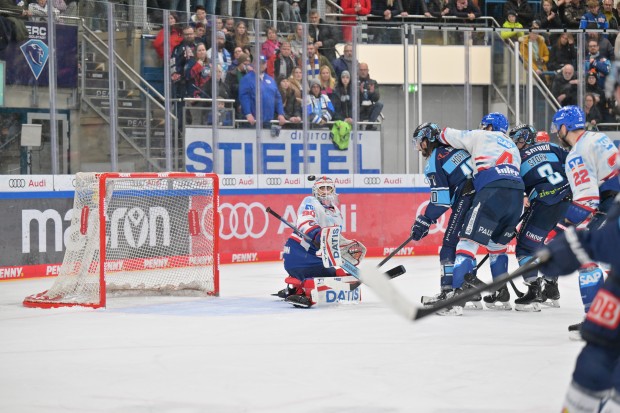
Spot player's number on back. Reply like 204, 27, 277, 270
537, 163, 564, 185
496, 151, 513, 165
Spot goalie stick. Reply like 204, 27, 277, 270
359, 249, 549, 321
265, 207, 406, 286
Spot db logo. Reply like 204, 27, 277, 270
221, 177, 237, 186
265, 178, 282, 185
9, 179, 26, 188
415, 200, 446, 235
363, 177, 381, 185
219, 202, 269, 240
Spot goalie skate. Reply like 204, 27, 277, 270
483, 285, 512, 310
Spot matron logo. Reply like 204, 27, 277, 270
20, 39, 49, 80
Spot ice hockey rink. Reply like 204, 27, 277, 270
0, 255, 586, 412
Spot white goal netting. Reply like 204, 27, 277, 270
24, 172, 219, 308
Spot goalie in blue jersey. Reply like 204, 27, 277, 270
276, 176, 367, 308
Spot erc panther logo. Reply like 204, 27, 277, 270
20, 39, 49, 80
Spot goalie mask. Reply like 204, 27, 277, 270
313, 176, 338, 207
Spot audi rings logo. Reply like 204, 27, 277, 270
221, 177, 237, 186
265, 177, 282, 185
363, 177, 381, 185
219, 202, 269, 240
416, 201, 447, 235
9, 179, 26, 188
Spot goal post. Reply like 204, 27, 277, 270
23, 172, 220, 309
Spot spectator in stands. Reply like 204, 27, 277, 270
83, 0, 106, 31
204, 64, 230, 99
319, 65, 336, 99
229, 46, 244, 70
538, 0, 563, 45
0, 0, 29, 41
288, 66, 304, 104
28, 0, 60, 22
306, 79, 335, 128
233, 21, 252, 51
426, 0, 451, 18
288, 23, 310, 59
584, 92, 603, 127
171, 26, 198, 94
503, 0, 534, 27
242, 45, 254, 64
585, 69, 608, 115
358, 62, 383, 130
153, 12, 183, 60
278, 75, 303, 128
332, 43, 357, 80
267, 41, 298, 79
307, 9, 340, 62
548, 32, 577, 71
239, 55, 287, 128
551, 64, 579, 106
207, 31, 233, 81
370, 0, 405, 44
193, 22, 208, 45
501, 11, 524, 42
588, 31, 614, 61
586, 39, 611, 89
341, 0, 371, 42
580, 0, 609, 29
187, 42, 211, 97
261, 26, 281, 61
191, 5, 208, 26
451, 0, 481, 21
225, 53, 250, 120
332, 70, 354, 125
306, 42, 334, 83
602, 0, 619, 44
560, 0, 585, 29
403, 0, 433, 16
519, 20, 549, 77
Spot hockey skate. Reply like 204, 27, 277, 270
434, 289, 464, 316
483, 285, 512, 310
460, 282, 483, 310
568, 320, 584, 341
285, 293, 314, 308
421, 289, 452, 307
541, 279, 560, 308
272, 285, 296, 299
514, 278, 542, 312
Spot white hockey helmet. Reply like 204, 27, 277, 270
312, 175, 338, 207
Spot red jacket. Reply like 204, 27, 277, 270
153, 28, 183, 59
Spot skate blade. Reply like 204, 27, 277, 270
484, 302, 512, 311
541, 299, 560, 308
435, 306, 463, 316
464, 301, 483, 310
568, 330, 584, 341
514, 303, 542, 312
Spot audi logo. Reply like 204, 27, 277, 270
219, 202, 269, 240
363, 177, 381, 185
221, 177, 237, 186
265, 177, 282, 185
9, 179, 26, 188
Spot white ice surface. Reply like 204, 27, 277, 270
0, 256, 585, 413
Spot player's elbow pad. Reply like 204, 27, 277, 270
565, 201, 597, 226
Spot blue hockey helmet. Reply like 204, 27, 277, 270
480, 112, 509, 133
550, 105, 586, 133
412, 122, 441, 151
508, 124, 537, 146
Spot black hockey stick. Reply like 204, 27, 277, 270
266, 207, 406, 283
358, 249, 549, 321
378, 235, 415, 267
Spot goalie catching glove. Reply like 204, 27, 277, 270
318, 226, 367, 268
410, 215, 433, 241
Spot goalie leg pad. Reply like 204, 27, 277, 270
312, 276, 362, 306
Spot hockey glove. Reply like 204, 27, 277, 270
340, 238, 367, 266
538, 227, 591, 278
410, 215, 433, 241
544, 223, 567, 245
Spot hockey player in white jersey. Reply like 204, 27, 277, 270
432, 113, 525, 313
277, 176, 367, 308
548, 105, 620, 336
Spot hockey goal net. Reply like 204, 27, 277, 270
23, 172, 219, 308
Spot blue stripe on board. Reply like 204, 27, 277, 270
0, 191, 75, 199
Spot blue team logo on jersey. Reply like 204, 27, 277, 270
20, 40, 49, 80
568, 156, 585, 170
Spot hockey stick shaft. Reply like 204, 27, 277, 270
378, 235, 414, 267
265, 207, 405, 281
412, 250, 549, 320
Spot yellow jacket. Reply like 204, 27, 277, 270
501, 21, 524, 40
519, 34, 549, 72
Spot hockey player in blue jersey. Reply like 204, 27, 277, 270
538, 198, 620, 413
549, 105, 620, 335
278, 176, 367, 308
409, 122, 480, 314
432, 112, 525, 313
508, 124, 571, 311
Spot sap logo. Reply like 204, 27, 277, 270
0, 267, 23, 278
478, 226, 493, 237
22, 208, 73, 253
45, 265, 62, 276
109, 207, 171, 249
579, 270, 603, 287
326, 289, 360, 302
232, 253, 258, 262
525, 231, 543, 242
497, 137, 513, 149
